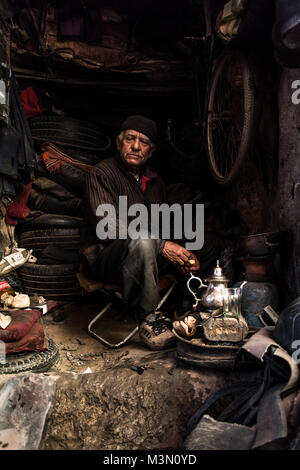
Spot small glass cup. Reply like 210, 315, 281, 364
222, 287, 242, 318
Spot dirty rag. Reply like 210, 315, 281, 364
0, 312, 12, 329
0, 309, 41, 342
5, 182, 32, 225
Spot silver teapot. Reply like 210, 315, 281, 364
187, 260, 229, 312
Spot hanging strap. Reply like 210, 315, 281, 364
185, 379, 262, 436
217, 381, 266, 424
228, 363, 271, 425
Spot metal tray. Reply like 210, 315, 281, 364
173, 328, 256, 369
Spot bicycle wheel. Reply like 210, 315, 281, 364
206, 50, 256, 185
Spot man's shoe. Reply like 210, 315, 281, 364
139, 311, 176, 350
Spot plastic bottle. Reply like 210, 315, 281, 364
0, 278, 15, 298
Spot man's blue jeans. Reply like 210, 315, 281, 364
85, 233, 225, 319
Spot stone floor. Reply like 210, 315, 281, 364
43, 293, 179, 374
40, 293, 253, 376
0, 293, 265, 450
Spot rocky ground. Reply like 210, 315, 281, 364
0, 294, 285, 450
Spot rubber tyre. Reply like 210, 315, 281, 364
19, 228, 81, 257
17, 214, 85, 233
19, 263, 79, 277
21, 278, 79, 289
29, 115, 111, 152
20, 227, 81, 240
18, 263, 82, 301
19, 272, 76, 282
0, 339, 59, 374
20, 287, 83, 302
206, 50, 256, 185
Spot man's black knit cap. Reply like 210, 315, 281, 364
120, 115, 157, 144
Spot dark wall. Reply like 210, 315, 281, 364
277, 69, 300, 302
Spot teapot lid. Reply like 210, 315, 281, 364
207, 260, 229, 282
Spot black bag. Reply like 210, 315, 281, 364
0, 126, 22, 180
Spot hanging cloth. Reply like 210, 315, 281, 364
0, 71, 36, 183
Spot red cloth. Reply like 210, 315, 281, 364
0, 309, 41, 342
5, 182, 32, 225
46, 300, 60, 313
141, 175, 150, 192
41, 143, 93, 173
19, 87, 43, 119
4, 319, 45, 354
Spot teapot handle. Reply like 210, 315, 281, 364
187, 273, 208, 308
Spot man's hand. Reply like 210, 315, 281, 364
162, 241, 200, 274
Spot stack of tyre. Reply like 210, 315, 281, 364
18, 214, 87, 302
17, 116, 111, 303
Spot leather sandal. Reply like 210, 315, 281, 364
139, 311, 176, 350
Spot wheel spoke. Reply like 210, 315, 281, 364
207, 53, 251, 183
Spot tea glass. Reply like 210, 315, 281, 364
222, 287, 242, 317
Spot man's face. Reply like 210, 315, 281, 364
116, 129, 155, 172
